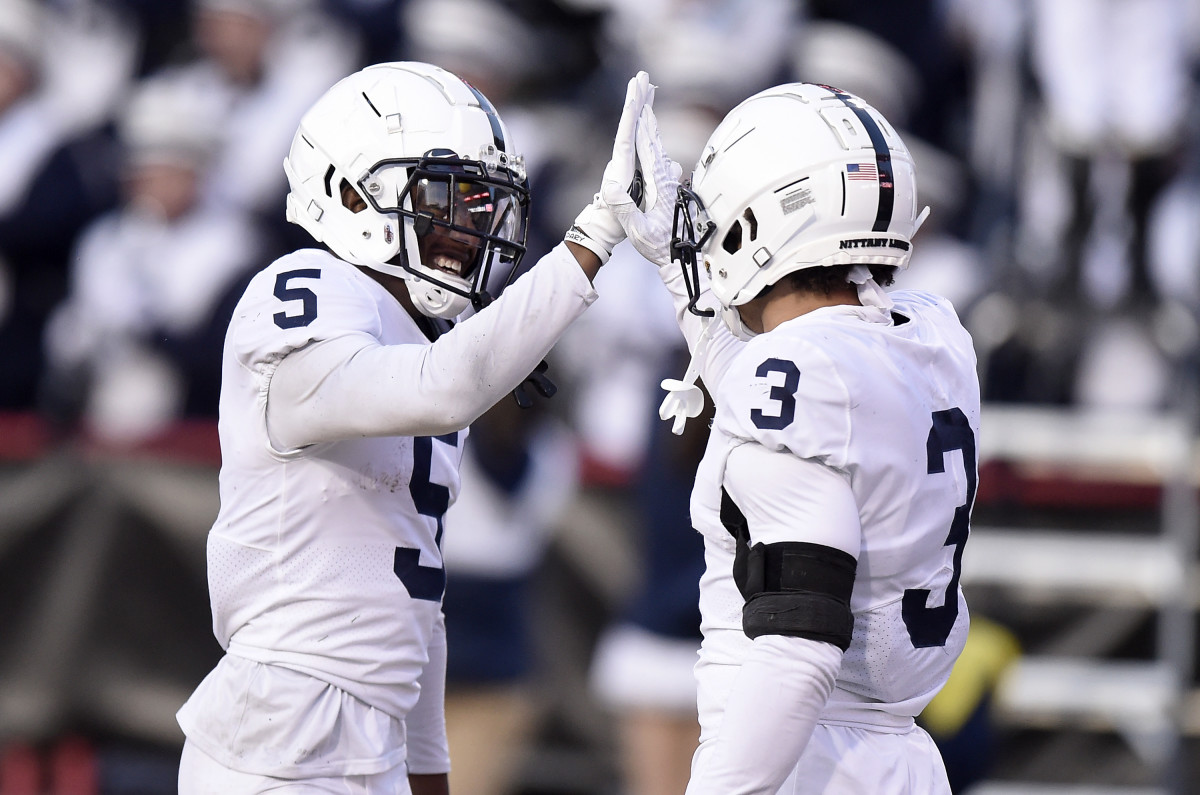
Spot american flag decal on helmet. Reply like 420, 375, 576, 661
846, 163, 877, 180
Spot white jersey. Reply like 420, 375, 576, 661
177, 243, 596, 778
694, 291, 980, 723
656, 245, 979, 792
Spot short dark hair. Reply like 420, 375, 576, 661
782, 264, 897, 296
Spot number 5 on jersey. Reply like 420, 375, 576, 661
394, 433, 458, 602
273, 269, 321, 328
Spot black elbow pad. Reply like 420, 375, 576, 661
721, 488, 857, 650
742, 541, 857, 650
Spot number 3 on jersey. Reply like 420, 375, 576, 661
393, 433, 458, 602
749, 358, 976, 649
751, 358, 800, 430
903, 408, 976, 648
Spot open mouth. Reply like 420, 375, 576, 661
415, 219, 480, 280
430, 254, 464, 276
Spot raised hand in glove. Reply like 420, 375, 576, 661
599, 71, 682, 268
564, 71, 656, 265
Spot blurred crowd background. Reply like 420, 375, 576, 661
2, 0, 1200, 793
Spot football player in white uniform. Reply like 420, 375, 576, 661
601, 75, 981, 793
175, 62, 649, 794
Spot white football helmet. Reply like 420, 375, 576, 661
284, 61, 529, 318
672, 82, 923, 338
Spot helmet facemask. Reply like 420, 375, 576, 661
361, 151, 528, 318
672, 180, 765, 340
672, 182, 717, 319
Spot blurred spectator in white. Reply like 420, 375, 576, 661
0, 0, 135, 216
41, 74, 264, 443
947, 0, 1198, 410
1024, 0, 1200, 411
160, 0, 360, 247
1020, 0, 1194, 313
440, 398, 581, 795
402, 0, 539, 106
0, 0, 138, 409
592, 0, 797, 120
944, 0, 1026, 224
554, 248, 680, 482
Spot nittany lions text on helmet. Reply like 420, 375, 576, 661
672, 82, 924, 338
283, 61, 529, 319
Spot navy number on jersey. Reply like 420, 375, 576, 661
272, 269, 321, 329
902, 408, 976, 648
393, 432, 458, 601
751, 358, 801, 430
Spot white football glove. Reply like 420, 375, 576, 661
565, 72, 655, 264
600, 73, 682, 268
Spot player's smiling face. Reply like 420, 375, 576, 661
409, 176, 489, 280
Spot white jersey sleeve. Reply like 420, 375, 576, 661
686, 634, 841, 795
252, 242, 597, 449
724, 440, 861, 556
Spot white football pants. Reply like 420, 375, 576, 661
178, 741, 411, 794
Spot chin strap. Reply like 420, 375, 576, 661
847, 264, 894, 311
658, 314, 715, 435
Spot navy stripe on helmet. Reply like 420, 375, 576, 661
463, 81, 506, 152
828, 90, 894, 233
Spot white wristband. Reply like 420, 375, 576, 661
566, 194, 624, 265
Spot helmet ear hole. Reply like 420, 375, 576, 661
339, 179, 367, 213
743, 208, 758, 241
722, 220, 742, 254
